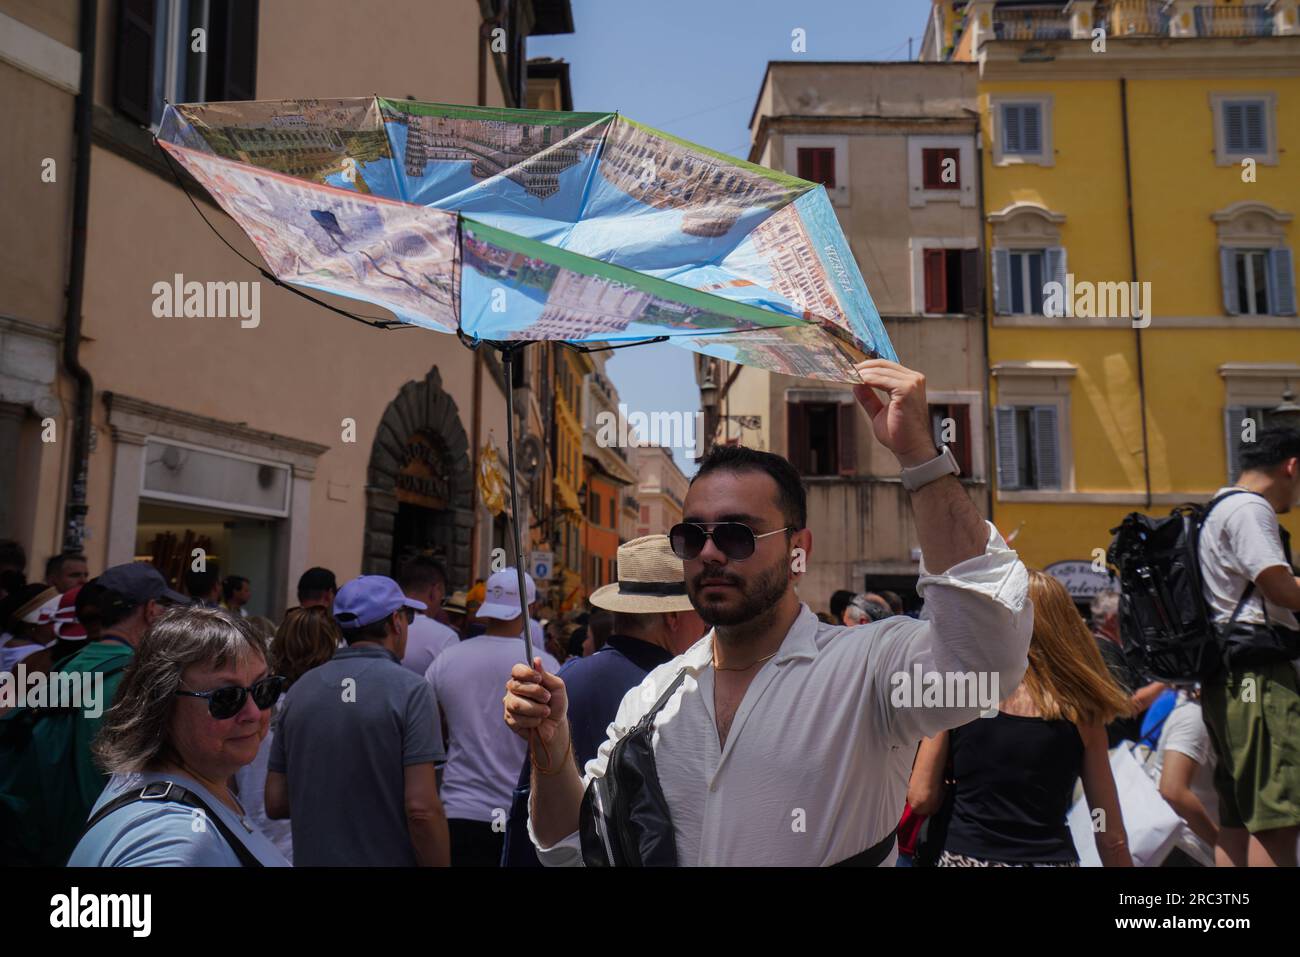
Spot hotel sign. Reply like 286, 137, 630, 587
395, 431, 450, 509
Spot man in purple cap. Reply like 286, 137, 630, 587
265, 575, 450, 866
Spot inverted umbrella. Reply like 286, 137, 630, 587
156, 97, 897, 665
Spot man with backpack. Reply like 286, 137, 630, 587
1197, 425, 1300, 866
0, 562, 186, 865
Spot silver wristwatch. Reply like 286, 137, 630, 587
899, 445, 961, 492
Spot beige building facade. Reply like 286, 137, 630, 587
697, 61, 989, 615
0, 0, 573, 617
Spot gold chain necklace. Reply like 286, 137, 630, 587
712, 649, 778, 672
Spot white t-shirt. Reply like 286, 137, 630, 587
1198, 487, 1298, 630
401, 615, 460, 676
1154, 693, 1218, 865
426, 635, 559, 823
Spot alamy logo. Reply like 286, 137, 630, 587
0, 665, 103, 718
1042, 274, 1151, 327
151, 273, 261, 328
49, 887, 151, 937
595, 404, 705, 457
889, 665, 999, 717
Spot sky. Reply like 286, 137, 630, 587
528, 0, 932, 475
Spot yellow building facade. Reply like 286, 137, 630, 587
924, 0, 1300, 572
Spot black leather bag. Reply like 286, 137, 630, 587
580, 669, 686, 866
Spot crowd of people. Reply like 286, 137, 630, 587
2, 363, 1299, 868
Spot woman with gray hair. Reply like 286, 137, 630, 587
67, 606, 289, 866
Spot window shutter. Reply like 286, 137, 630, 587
959, 248, 980, 314
114, 0, 156, 125
1022, 104, 1042, 155
922, 149, 940, 189
1225, 406, 1247, 482
1242, 101, 1266, 154
787, 403, 809, 473
1032, 406, 1062, 490
952, 404, 972, 477
992, 249, 1012, 315
1223, 102, 1245, 153
1267, 248, 1296, 316
208, 0, 259, 102
923, 249, 947, 313
1220, 247, 1240, 315
837, 401, 857, 476
1045, 246, 1067, 292
1002, 105, 1022, 154
994, 406, 1020, 490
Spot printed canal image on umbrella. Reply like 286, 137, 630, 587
156, 96, 896, 382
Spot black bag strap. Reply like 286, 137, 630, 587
833, 826, 898, 867
81, 780, 264, 867
632, 668, 688, 733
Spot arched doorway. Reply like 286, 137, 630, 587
363, 367, 474, 588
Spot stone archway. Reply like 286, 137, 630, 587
363, 366, 474, 588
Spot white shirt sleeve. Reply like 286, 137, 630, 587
527, 667, 667, 867
1223, 500, 1290, 582
1158, 701, 1212, 767
867, 520, 1033, 745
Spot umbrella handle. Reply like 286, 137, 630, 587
500, 343, 536, 665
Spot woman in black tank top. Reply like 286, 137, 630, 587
907, 570, 1135, 867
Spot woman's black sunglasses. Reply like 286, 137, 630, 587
175, 675, 287, 720
669, 522, 794, 561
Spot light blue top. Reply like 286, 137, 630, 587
67, 770, 290, 867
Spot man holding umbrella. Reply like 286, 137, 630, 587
503, 359, 1033, 866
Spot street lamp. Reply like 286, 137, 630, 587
1272, 388, 1300, 428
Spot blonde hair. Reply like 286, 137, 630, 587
270, 605, 342, 686
1022, 570, 1133, 725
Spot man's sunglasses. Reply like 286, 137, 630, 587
175, 675, 287, 720
669, 522, 794, 561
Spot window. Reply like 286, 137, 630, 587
922, 248, 979, 314
797, 148, 836, 189
929, 404, 973, 478
609, 499, 616, 528
991, 96, 1054, 166
783, 135, 849, 206
993, 247, 1067, 316
994, 406, 1062, 491
589, 490, 601, 525
115, 0, 259, 129
1212, 93, 1277, 165
786, 399, 856, 477
1220, 248, 1296, 317
640, 505, 650, 523
922, 148, 960, 190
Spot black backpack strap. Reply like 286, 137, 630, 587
833, 827, 898, 867
81, 780, 263, 867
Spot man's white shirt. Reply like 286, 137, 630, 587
528, 520, 1032, 866
402, 614, 460, 676
1198, 486, 1298, 631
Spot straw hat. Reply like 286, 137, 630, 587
589, 535, 694, 614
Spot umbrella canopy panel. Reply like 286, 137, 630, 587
158, 98, 896, 382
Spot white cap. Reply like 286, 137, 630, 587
475, 568, 537, 621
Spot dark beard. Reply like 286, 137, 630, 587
689, 556, 789, 631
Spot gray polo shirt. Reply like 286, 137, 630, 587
269, 644, 444, 866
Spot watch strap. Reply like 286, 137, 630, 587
900, 445, 961, 492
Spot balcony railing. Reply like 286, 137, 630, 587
992, 7, 1072, 41
1195, 4, 1273, 37
1106, 0, 1170, 37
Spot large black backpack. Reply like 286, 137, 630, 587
1106, 491, 1250, 684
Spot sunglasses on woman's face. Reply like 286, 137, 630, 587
175, 675, 287, 720
669, 522, 794, 561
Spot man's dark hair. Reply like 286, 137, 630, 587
221, 575, 249, 601
297, 566, 337, 603
185, 568, 219, 599
1239, 425, 1300, 475
588, 609, 612, 651
397, 555, 447, 594
45, 552, 87, 579
829, 590, 855, 621
879, 590, 905, 616
690, 445, 807, 530
341, 617, 393, 645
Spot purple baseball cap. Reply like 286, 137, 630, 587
333, 575, 425, 629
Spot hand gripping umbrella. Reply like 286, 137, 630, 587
155, 97, 897, 669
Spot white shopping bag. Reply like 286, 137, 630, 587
1067, 745, 1185, 867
